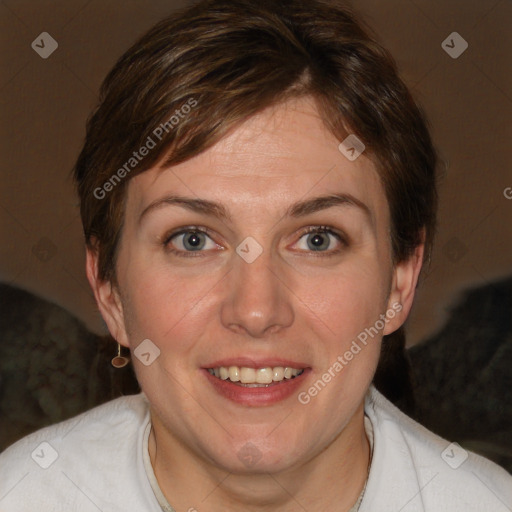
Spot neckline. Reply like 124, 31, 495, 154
142, 412, 374, 512
142, 421, 176, 512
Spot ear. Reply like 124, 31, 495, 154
383, 237, 425, 336
85, 243, 130, 348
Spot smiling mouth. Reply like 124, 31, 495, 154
207, 366, 305, 387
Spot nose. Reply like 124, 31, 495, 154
220, 248, 294, 338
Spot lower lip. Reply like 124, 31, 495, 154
203, 368, 310, 406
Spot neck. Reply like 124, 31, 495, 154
148, 401, 370, 512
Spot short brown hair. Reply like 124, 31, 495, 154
74, 0, 438, 407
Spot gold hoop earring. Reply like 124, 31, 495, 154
111, 342, 130, 368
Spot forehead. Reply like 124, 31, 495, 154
126, 96, 388, 226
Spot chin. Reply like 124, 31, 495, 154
206, 435, 306, 475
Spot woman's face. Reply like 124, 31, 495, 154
89, 96, 420, 473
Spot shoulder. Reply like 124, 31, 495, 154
362, 385, 512, 512
0, 393, 148, 463
0, 394, 159, 512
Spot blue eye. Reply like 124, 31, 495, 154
294, 227, 345, 253
162, 225, 347, 258
164, 227, 219, 257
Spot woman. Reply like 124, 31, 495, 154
1, 0, 510, 510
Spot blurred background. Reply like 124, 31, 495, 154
0, 0, 511, 468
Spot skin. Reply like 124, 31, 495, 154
87, 95, 424, 512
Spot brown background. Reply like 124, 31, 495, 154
1, 0, 511, 346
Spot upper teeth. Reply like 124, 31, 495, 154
208, 366, 304, 384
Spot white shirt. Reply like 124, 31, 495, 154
0, 385, 510, 511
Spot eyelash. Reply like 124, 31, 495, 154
162, 225, 348, 258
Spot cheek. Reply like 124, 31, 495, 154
295, 262, 390, 340
118, 255, 221, 350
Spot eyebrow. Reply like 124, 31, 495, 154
138, 192, 372, 225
